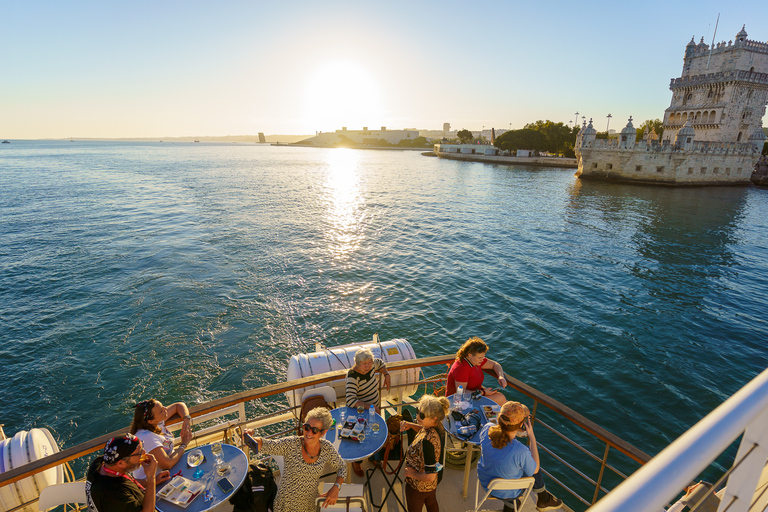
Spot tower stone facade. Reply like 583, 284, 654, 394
576, 26, 767, 185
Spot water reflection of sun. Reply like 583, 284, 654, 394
324, 149, 364, 261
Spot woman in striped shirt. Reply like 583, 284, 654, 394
345, 347, 391, 475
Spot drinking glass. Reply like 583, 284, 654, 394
211, 442, 224, 466
216, 462, 232, 476
371, 422, 380, 436
358, 432, 366, 444
187, 449, 204, 467
356, 405, 365, 423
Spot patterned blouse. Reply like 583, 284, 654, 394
260, 436, 346, 512
405, 427, 441, 493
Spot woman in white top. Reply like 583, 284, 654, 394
130, 399, 193, 479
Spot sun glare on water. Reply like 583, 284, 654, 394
303, 61, 384, 132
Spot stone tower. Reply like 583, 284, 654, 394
662, 26, 768, 145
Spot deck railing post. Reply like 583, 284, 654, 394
593, 443, 611, 504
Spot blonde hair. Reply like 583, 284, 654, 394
418, 395, 450, 424
455, 336, 488, 362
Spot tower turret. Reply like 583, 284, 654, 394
675, 119, 696, 150
735, 25, 748, 44
619, 117, 636, 149
748, 123, 766, 152
582, 118, 597, 146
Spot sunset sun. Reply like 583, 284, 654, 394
303, 61, 384, 132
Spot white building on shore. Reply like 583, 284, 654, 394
297, 127, 419, 146
576, 25, 767, 185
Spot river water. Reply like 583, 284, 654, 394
1, 141, 767, 499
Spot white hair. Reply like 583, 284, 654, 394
354, 348, 374, 365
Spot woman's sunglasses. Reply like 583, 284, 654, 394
418, 412, 426, 420
302, 423, 323, 434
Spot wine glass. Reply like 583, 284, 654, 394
187, 449, 205, 479
356, 404, 365, 423
371, 422, 380, 436
358, 432, 366, 444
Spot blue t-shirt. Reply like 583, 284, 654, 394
477, 424, 537, 499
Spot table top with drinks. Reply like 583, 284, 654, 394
443, 386, 499, 445
326, 406, 387, 461
154, 442, 248, 512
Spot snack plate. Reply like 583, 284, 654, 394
340, 420, 366, 440
157, 475, 205, 508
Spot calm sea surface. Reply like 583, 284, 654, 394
2, 141, 767, 492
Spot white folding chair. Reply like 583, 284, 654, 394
37, 481, 87, 511
474, 476, 535, 512
316, 483, 368, 512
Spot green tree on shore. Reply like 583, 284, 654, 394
523, 120, 577, 155
457, 129, 473, 143
494, 129, 550, 152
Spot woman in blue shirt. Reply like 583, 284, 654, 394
477, 401, 563, 512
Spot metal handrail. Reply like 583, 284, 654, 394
0, 353, 652, 512
588, 366, 768, 512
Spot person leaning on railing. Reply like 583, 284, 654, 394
477, 401, 563, 512
446, 336, 508, 406
345, 347, 391, 476
243, 407, 347, 512
400, 395, 450, 512
85, 433, 170, 512
129, 399, 193, 480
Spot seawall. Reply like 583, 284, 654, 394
435, 152, 578, 168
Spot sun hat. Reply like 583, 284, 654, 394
499, 401, 530, 425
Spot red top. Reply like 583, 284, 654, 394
446, 357, 487, 396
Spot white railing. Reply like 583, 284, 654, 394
588, 366, 768, 512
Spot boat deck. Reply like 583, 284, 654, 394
208, 453, 573, 512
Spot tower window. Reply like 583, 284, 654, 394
700, 167, 707, 175
656, 166, 665, 173
687, 167, 693, 174
636, 165, 643, 172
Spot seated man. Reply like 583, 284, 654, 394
477, 401, 563, 512
86, 433, 169, 512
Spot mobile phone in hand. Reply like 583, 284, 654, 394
244, 433, 259, 454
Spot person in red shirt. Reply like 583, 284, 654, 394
446, 337, 508, 406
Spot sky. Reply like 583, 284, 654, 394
2, 1, 767, 139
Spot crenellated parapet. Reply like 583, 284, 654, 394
687, 38, 768, 57
670, 70, 768, 89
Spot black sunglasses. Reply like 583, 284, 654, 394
418, 412, 426, 420
302, 423, 322, 434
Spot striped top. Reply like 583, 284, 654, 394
345, 358, 386, 405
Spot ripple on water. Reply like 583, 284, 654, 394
1, 143, 767, 485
